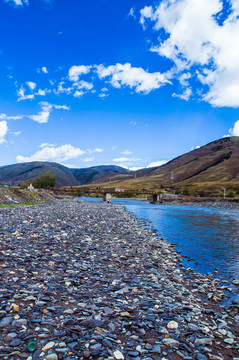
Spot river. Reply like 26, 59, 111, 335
81, 197, 239, 301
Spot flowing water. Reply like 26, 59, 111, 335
81, 198, 239, 300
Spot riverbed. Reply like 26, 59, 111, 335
82, 198, 239, 302
0, 200, 238, 359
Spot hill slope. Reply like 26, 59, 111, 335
92, 137, 239, 191
71, 165, 130, 185
0, 162, 129, 187
0, 162, 79, 187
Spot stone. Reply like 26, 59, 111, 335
46, 355, 58, 360
162, 338, 179, 348
42, 342, 55, 351
113, 350, 124, 359
167, 321, 178, 330
195, 338, 213, 346
0, 316, 12, 328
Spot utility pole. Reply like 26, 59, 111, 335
222, 187, 226, 199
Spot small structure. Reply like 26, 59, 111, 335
103, 193, 112, 203
115, 188, 124, 192
27, 183, 34, 191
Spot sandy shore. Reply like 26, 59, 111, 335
0, 201, 238, 360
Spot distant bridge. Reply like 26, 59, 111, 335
53, 186, 173, 203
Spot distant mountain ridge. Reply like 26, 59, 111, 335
1, 136, 238, 190
90, 136, 239, 192
0, 162, 129, 186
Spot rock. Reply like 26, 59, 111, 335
89, 319, 104, 328
46, 355, 58, 360
167, 321, 178, 329
42, 342, 55, 351
224, 338, 234, 344
162, 338, 180, 348
0, 317, 12, 327
113, 350, 124, 359
195, 338, 213, 346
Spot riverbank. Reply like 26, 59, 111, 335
0, 187, 60, 205
151, 197, 239, 210
0, 201, 238, 360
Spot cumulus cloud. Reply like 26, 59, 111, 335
35, 89, 47, 96
26, 81, 36, 91
140, 0, 239, 107
73, 90, 84, 98
112, 157, 140, 162
172, 88, 192, 101
0, 113, 23, 120
68, 65, 91, 82
0, 121, 8, 144
83, 157, 95, 162
96, 63, 170, 94
229, 120, 239, 136
17, 87, 35, 101
129, 7, 136, 19
147, 160, 167, 168
28, 102, 69, 124
16, 143, 85, 163
121, 150, 132, 155
42, 67, 48, 74
5, 0, 28, 6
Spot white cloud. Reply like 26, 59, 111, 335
12, 131, 21, 136
17, 87, 35, 101
96, 63, 171, 94
5, 0, 29, 6
74, 90, 85, 98
28, 102, 69, 124
76, 80, 93, 90
129, 166, 143, 171
87, 148, 104, 154
129, 7, 136, 19
130, 121, 136, 126
229, 120, 239, 136
93, 148, 103, 153
26, 81, 36, 91
56, 81, 73, 95
172, 88, 192, 101
83, 157, 95, 162
0, 113, 23, 120
0, 121, 8, 144
99, 93, 108, 98
113, 157, 140, 162
16, 143, 85, 163
147, 160, 167, 168
35, 89, 46, 96
42, 67, 48, 74
68, 65, 91, 82
121, 150, 132, 155
140, 0, 239, 107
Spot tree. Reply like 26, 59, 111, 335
32, 171, 56, 189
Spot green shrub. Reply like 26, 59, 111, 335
32, 171, 56, 189
227, 190, 236, 198
182, 187, 190, 196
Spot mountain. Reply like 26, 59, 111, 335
0, 162, 79, 187
91, 137, 239, 194
0, 162, 129, 187
71, 165, 130, 185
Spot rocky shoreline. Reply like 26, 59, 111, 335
0, 201, 238, 360
151, 197, 239, 210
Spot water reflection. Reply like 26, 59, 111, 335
81, 198, 239, 283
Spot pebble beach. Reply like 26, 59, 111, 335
0, 200, 238, 360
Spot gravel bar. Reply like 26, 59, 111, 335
0, 200, 238, 360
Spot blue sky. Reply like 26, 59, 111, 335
1, 0, 239, 169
